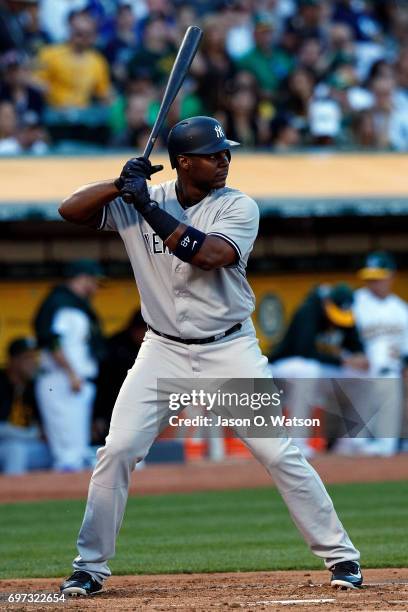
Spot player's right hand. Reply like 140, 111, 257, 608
69, 371, 83, 393
115, 157, 163, 190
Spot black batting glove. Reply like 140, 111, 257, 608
120, 176, 152, 213
114, 157, 163, 191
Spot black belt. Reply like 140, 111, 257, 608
148, 323, 242, 345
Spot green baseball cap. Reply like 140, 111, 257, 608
8, 337, 37, 358
322, 283, 355, 328
358, 251, 396, 280
253, 12, 275, 30
64, 259, 105, 279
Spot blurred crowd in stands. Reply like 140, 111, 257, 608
1, 0, 408, 153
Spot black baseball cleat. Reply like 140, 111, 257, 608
330, 561, 363, 589
60, 571, 103, 596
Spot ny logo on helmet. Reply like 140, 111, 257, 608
214, 125, 224, 138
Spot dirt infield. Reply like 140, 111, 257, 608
1, 455, 407, 610
1, 569, 407, 611
1, 454, 408, 503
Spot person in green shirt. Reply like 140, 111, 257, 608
127, 16, 176, 87
237, 14, 279, 97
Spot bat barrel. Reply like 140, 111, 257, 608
142, 25, 203, 160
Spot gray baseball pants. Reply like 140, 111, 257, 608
72, 324, 359, 583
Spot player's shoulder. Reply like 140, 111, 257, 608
221, 186, 258, 207
354, 287, 378, 304
149, 179, 176, 201
354, 287, 369, 300
388, 292, 408, 311
217, 187, 259, 216
354, 287, 408, 310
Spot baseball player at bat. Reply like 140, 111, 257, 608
59, 116, 362, 595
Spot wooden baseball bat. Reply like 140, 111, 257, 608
143, 25, 203, 159
121, 25, 202, 203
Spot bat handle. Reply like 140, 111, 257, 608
121, 192, 133, 204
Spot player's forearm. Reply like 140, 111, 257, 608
59, 180, 119, 226
51, 348, 75, 374
51, 348, 83, 391
132, 204, 233, 270
165, 224, 235, 270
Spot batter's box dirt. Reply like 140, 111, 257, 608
1, 569, 407, 611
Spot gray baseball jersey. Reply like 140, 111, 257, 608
99, 179, 259, 338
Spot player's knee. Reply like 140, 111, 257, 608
102, 430, 152, 464
92, 432, 153, 486
245, 437, 290, 468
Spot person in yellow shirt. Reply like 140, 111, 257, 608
35, 12, 111, 109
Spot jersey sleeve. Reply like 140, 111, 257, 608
52, 308, 78, 337
98, 196, 140, 232
207, 194, 260, 264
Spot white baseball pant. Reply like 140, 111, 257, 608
72, 323, 359, 582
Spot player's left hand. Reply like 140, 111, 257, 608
120, 176, 151, 212
68, 371, 83, 393
115, 157, 163, 190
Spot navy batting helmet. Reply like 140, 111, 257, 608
167, 116, 240, 168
